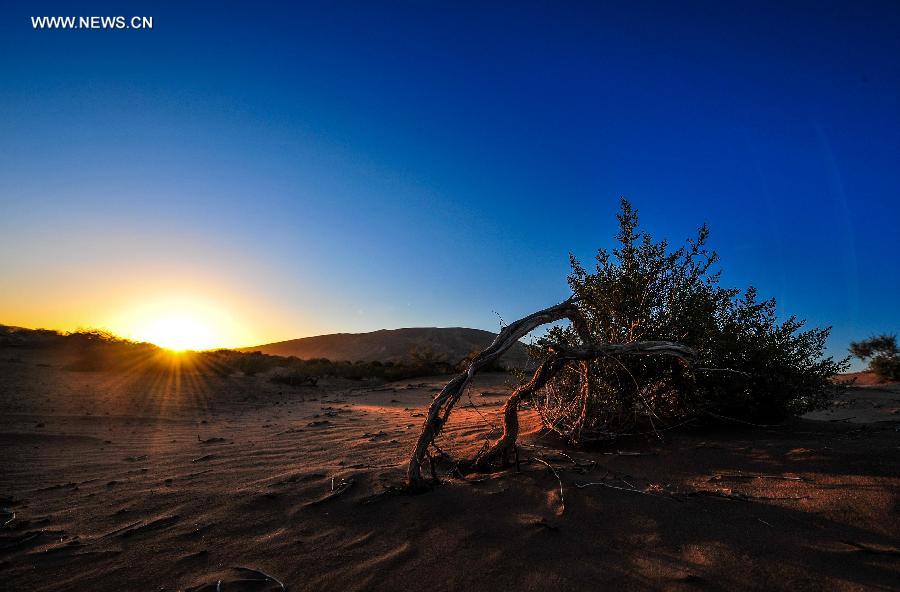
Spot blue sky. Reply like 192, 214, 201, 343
1, 1, 898, 365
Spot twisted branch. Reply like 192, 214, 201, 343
405, 296, 696, 489
466, 342, 695, 471
406, 298, 579, 489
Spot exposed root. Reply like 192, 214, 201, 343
684, 490, 810, 502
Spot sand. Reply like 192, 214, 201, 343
1, 349, 898, 591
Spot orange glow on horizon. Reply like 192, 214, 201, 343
132, 314, 217, 351
107, 296, 249, 351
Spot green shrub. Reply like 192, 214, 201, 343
850, 335, 900, 381
532, 199, 847, 441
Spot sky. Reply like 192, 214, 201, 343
0, 2, 898, 363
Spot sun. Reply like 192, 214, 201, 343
107, 295, 250, 352
136, 314, 218, 351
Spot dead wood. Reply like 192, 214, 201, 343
405, 298, 581, 489
575, 480, 669, 498
533, 457, 566, 515
405, 296, 696, 488
464, 341, 695, 474
1, 509, 14, 528
303, 478, 355, 507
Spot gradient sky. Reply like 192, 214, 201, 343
1, 2, 898, 364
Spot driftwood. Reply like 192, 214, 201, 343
405, 297, 696, 489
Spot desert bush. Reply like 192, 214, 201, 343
458, 348, 507, 373
231, 351, 278, 376
850, 334, 900, 381
269, 353, 456, 382
270, 369, 318, 387
63, 330, 145, 371
531, 199, 847, 441
407, 346, 454, 374
49, 327, 462, 382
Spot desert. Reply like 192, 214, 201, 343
3, 3, 899, 590
1, 336, 897, 591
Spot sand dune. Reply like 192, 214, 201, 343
0, 349, 898, 591
241, 327, 531, 367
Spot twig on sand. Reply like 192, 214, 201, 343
840, 540, 900, 557
358, 485, 407, 505
685, 490, 751, 502
304, 478, 355, 507
686, 490, 810, 502
702, 411, 779, 428
575, 480, 667, 498
553, 451, 596, 468
709, 473, 807, 482
233, 566, 286, 590
533, 457, 565, 515
1, 509, 15, 528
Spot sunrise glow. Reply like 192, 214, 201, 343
109, 297, 244, 351
131, 314, 217, 351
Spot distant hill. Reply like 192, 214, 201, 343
241, 327, 530, 368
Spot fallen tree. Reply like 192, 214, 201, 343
405, 199, 846, 490
405, 298, 696, 489
406, 298, 582, 489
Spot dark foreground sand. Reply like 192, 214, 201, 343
1, 350, 898, 591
